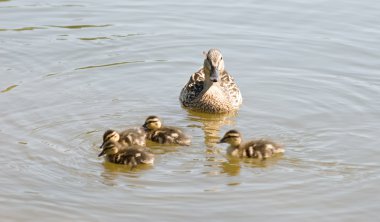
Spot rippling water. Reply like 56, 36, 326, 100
1, 0, 380, 221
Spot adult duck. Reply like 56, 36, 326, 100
179, 48, 242, 113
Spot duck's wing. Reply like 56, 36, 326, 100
179, 69, 205, 106
264, 140, 284, 154
150, 127, 190, 145
163, 127, 191, 145
248, 139, 283, 158
220, 70, 243, 107
116, 148, 153, 165
151, 128, 178, 144
119, 128, 146, 146
241, 141, 261, 158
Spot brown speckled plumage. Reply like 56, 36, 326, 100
143, 116, 191, 146
180, 49, 242, 113
100, 127, 146, 148
98, 140, 154, 168
220, 130, 284, 159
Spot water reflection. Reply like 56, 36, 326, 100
101, 161, 153, 174
221, 157, 241, 176
145, 141, 181, 154
50, 24, 111, 29
79, 37, 110, 41
185, 109, 237, 148
75, 60, 144, 70
0, 27, 45, 32
99, 161, 152, 186
1, 84, 18, 93
241, 154, 284, 168
205, 153, 285, 177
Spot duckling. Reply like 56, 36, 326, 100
100, 127, 146, 148
179, 48, 242, 113
142, 115, 191, 146
219, 129, 284, 159
98, 140, 154, 168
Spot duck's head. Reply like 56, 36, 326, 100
203, 48, 225, 83
98, 140, 120, 157
143, 115, 162, 130
219, 129, 242, 147
100, 129, 120, 148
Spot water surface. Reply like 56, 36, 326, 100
1, 0, 380, 221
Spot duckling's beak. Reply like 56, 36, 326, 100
210, 67, 219, 83
99, 141, 105, 149
98, 149, 106, 157
142, 123, 148, 129
219, 137, 227, 143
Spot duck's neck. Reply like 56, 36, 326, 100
203, 79, 220, 90
227, 145, 240, 157
143, 126, 153, 133
202, 68, 222, 89
230, 138, 242, 148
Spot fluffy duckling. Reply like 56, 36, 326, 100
98, 140, 154, 168
142, 115, 191, 146
219, 129, 284, 159
100, 127, 146, 148
179, 48, 242, 113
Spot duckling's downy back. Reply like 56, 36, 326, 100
143, 116, 191, 146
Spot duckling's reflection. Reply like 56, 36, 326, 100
99, 161, 153, 186
145, 141, 182, 154
241, 154, 284, 168
204, 153, 285, 177
185, 109, 237, 148
220, 156, 241, 176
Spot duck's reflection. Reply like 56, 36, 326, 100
203, 151, 285, 177
201, 155, 241, 177
220, 156, 241, 176
99, 161, 152, 186
185, 109, 237, 148
241, 154, 284, 168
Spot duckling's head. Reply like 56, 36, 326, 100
143, 115, 162, 130
219, 129, 242, 147
98, 140, 120, 157
203, 48, 225, 83
100, 129, 120, 148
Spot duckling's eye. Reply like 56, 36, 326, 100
220, 57, 223, 60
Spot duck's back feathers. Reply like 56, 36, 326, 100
147, 127, 191, 146
119, 127, 146, 147
180, 69, 204, 107
242, 139, 284, 159
220, 70, 243, 108
107, 146, 154, 167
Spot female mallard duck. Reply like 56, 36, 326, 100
142, 115, 191, 146
98, 140, 154, 168
219, 129, 284, 159
179, 48, 242, 113
100, 127, 146, 148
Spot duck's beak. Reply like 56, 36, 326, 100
98, 149, 106, 157
99, 141, 105, 149
219, 137, 227, 143
210, 67, 219, 83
